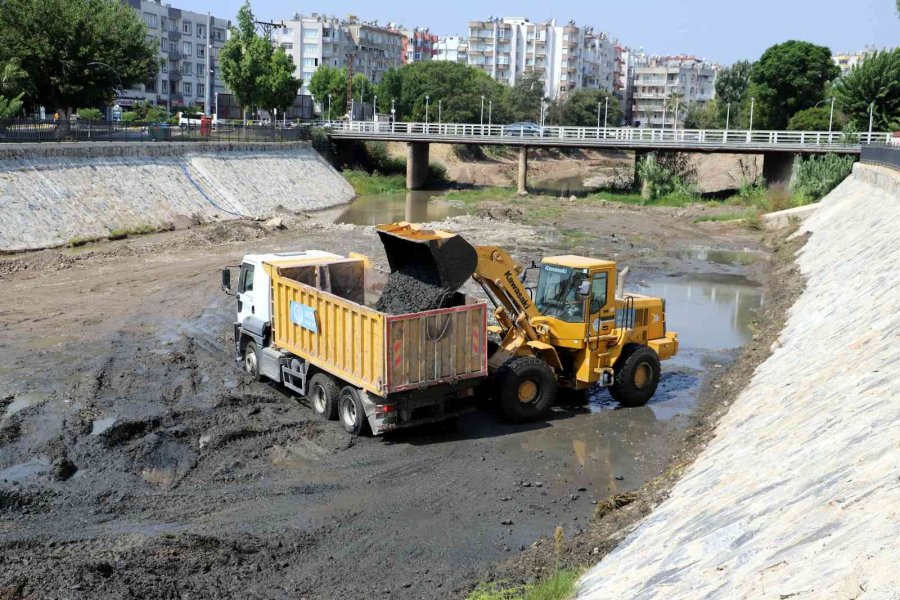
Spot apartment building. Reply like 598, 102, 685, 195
121, 0, 230, 113
275, 14, 403, 96
832, 50, 872, 75
630, 54, 717, 127
389, 25, 438, 63
435, 36, 468, 63
454, 17, 617, 99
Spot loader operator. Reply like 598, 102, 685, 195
538, 268, 587, 321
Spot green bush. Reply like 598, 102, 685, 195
366, 141, 406, 174
77, 108, 104, 121
791, 153, 855, 201
636, 154, 699, 202
121, 111, 138, 123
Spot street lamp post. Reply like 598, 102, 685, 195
373, 94, 377, 124
597, 100, 601, 129
391, 97, 396, 133
868, 101, 875, 142
812, 97, 836, 140
725, 102, 731, 140
488, 100, 492, 127
480, 95, 485, 131
749, 97, 755, 134
425, 95, 430, 127
438, 99, 442, 125
327, 94, 331, 122
603, 96, 609, 130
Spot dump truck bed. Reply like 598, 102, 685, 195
268, 260, 488, 397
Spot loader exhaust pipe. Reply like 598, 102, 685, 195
617, 266, 629, 298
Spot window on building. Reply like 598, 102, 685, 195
144, 13, 157, 28
302, 57, 316, 68
196, 24, 205, 38
183, 62, 192, 75
302, 28, 319, 40
183, 81, 192, 95
197, 83, 205, 97
197, 63, 205, 75
183, 21, 192, 34
161, 80, 169, 94
197, 44, 206, 58
169, 59, 178, 72
146, 80, 157, 93
303, 43, 318, 55
169, 41, 178, 54
160, 38, 167, 51
183, 42, 192, 56
161, 60, 168, 73
160, 17, 167, 31
281, 42, 293, 50
281, 27, 293, 35
214, 28, 225, 41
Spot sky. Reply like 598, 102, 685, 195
173, 0, 899, 64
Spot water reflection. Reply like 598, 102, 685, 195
629, 275, 762, 350
335, 191, 466, 226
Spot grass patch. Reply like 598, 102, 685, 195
444, 186, 519, 205
586, 189, 699, 208
525, 205, 562, 224
692, 212, 746, 224
467, 569, 584, 600
343, 170, 407, 195
67, 235, 105, 248
108, 224, 157, 240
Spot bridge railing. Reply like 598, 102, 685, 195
327, 120, 892, 147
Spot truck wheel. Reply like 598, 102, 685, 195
243, 341, 264, 383
338, 386, 368, 436
309, 373, 339, 420
610, 345, 660, 407
495, 356, 557, 422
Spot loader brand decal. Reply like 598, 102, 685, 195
289, 301, 318, 333
504, 270, 531, 310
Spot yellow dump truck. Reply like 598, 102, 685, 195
221, 250, 488, 435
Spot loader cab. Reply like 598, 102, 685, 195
534, 256, 617, 347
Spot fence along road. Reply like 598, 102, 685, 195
328, 121, 891, 154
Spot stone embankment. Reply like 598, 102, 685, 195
0, 142, 354, 251
578, 162, 900, 599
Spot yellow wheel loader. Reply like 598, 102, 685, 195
376, 223, 679, 422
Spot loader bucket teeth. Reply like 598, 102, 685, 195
376, 223, 478, 291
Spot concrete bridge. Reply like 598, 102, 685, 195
327, 121, 891, 191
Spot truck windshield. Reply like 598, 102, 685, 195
534, 264, 587, 323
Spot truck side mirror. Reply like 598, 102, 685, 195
222, 267, 233, 295
577, 280, 590, 297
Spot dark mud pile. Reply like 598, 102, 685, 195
374, 272, 455, 314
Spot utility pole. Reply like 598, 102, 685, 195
254, 19, 285, 40
346, 50, 358, 117
204, 13, 212, 117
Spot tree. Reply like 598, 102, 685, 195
220, 2, 272, 123
76, 107, 103, 120
749, 41, 840, 129
263, 47, 302, 115
555, 88, 623, 127
683, 99, 721, 129
833, 48, 900, 131
506, 72, 544, 122
0, 94, 23, 117
0, 0, 157, 113
715, 60, 753, 127
787, 105, 846, 131
0, 58, 26, 117
308, 65, 348, 117
376, 61, 507, 123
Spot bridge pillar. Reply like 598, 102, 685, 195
762, 152, 797, 187
406, 142, 430, 190
517, 146, 528, 194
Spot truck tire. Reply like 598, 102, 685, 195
309, 373, 339, 420
243, 341, 265, 383
495, 356, 557, 422
338, 386, 368, 436
610, 345, 660, 407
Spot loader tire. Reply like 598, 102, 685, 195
309, 373, 339, 420
338, 386, 368, 436
495, 356, 557, 422
610, 345, 660, 407
243, 341, 264, 383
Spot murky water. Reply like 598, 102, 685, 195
2, 391, 48, 422
335, 191, 466, 226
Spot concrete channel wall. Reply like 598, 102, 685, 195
578, 162, 900, 599
0, 142, 354, 251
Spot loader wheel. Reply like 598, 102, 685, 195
309, 373, 339, 420
610, 345, 660, 407
338, 386, 368, 436
243, 341, 264, 383
495, 357, 557, 422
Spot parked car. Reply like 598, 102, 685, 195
503, 122, 543, 137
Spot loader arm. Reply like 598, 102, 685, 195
472, 246, 543, 339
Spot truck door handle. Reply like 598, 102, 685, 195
237, 299, 243, 311
251, 305, 255, 314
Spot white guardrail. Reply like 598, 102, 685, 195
327, 120, 891, 147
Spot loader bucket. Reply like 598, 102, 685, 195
375, 222, 478, 291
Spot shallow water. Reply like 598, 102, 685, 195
334, 191, 466, 226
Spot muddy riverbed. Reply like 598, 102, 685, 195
0, 195, 768, 599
